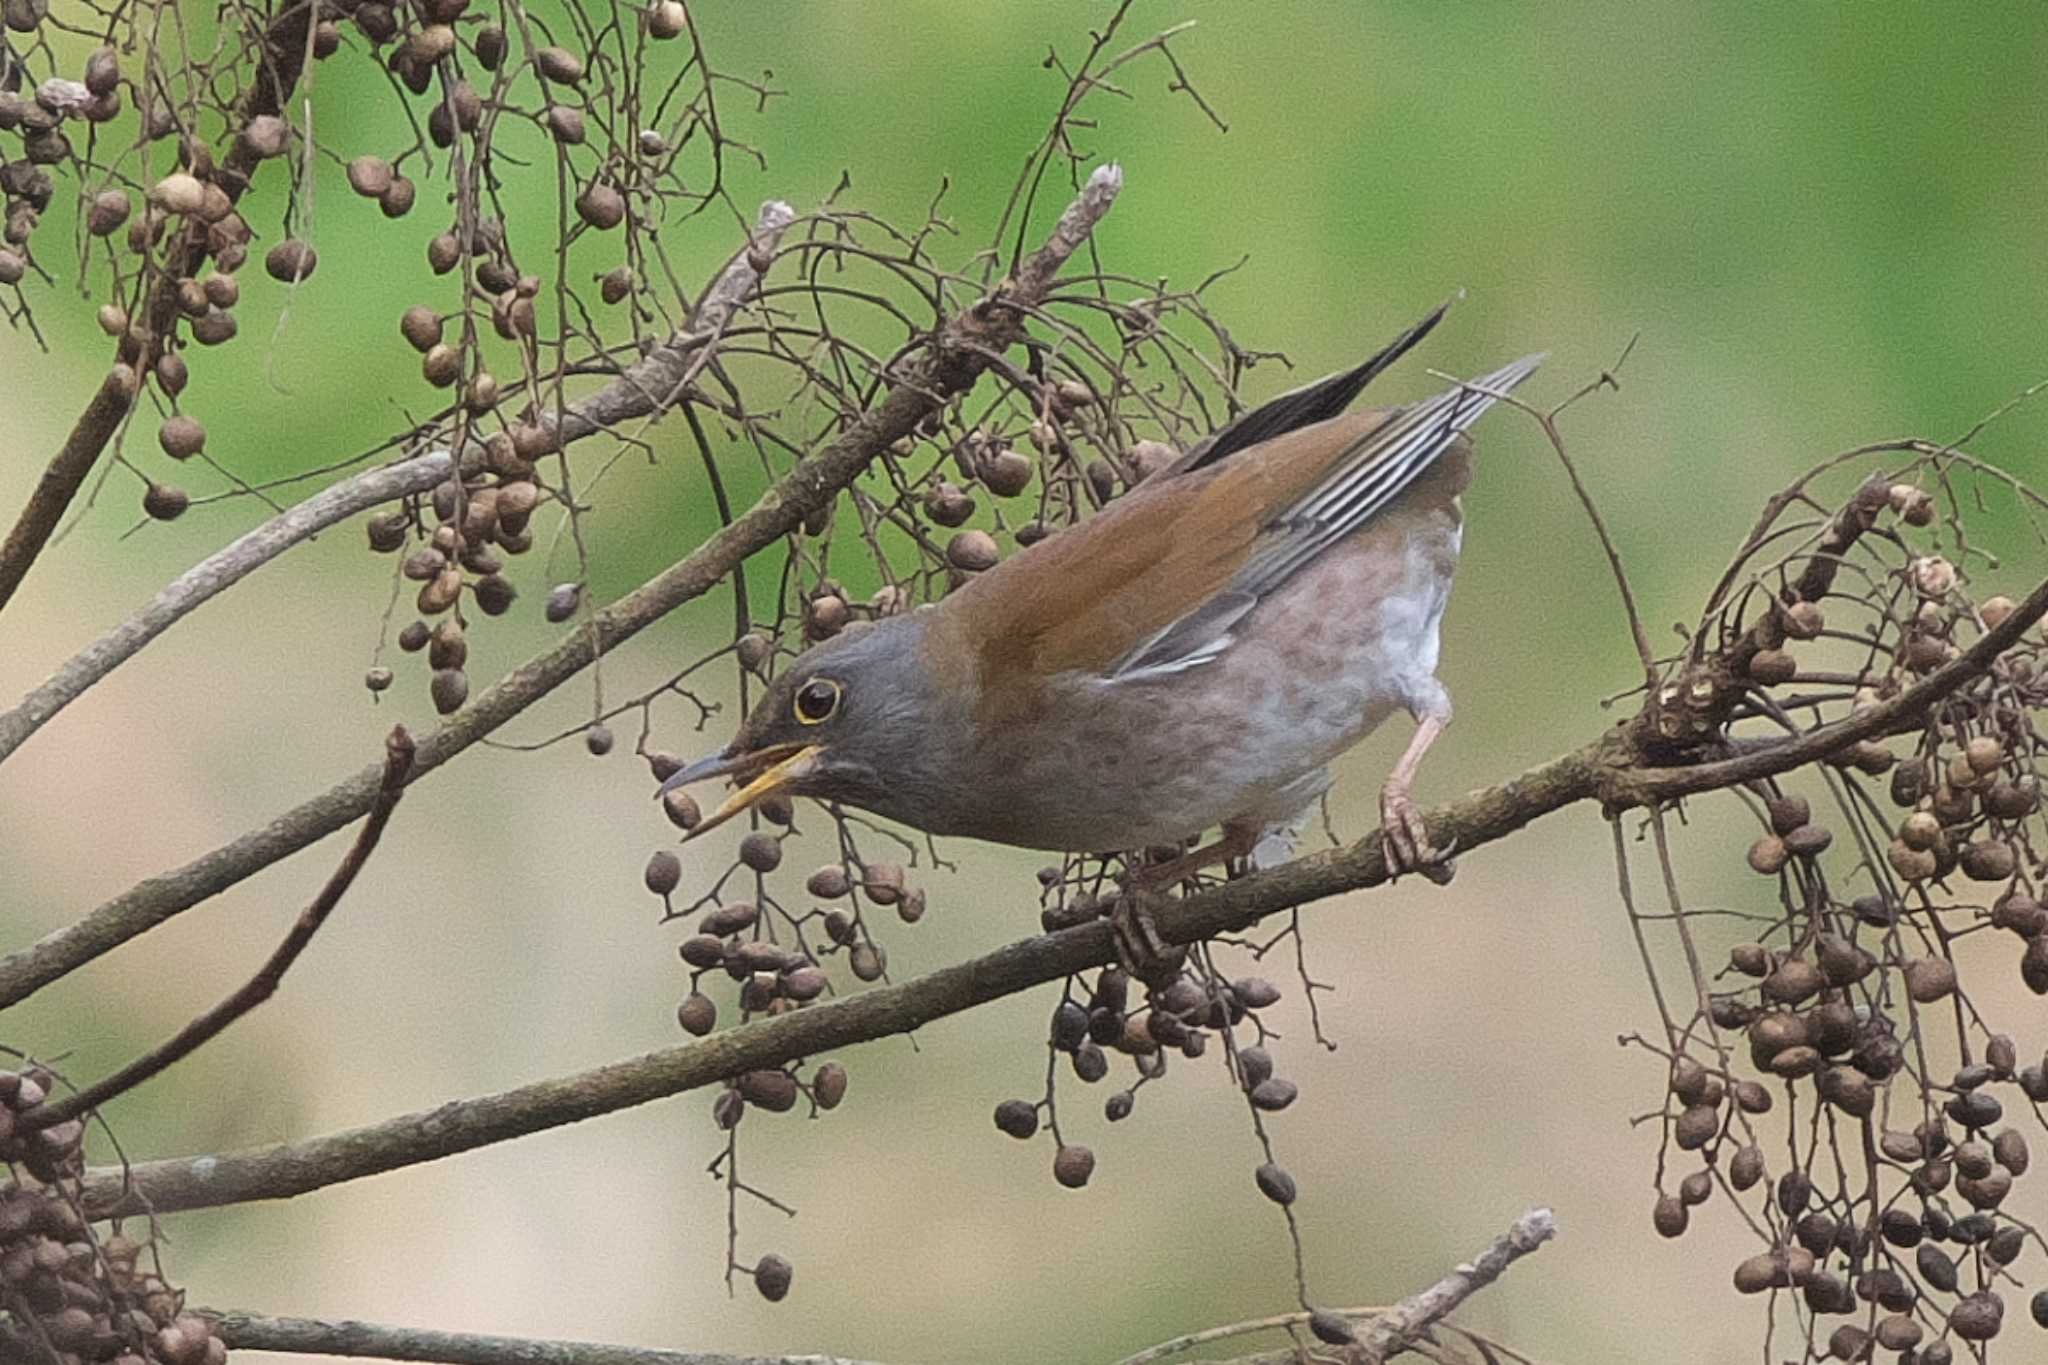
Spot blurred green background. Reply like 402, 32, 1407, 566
4, 3, 2047, 1362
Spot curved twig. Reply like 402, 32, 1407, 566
0, 454, 453, 765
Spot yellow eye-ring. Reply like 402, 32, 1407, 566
793, 678, 842, 725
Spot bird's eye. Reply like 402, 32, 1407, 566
793, 678, 842, 725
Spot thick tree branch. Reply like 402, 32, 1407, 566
0, 455, 454, 765
0, 168, 1124, 1011
209, 1312, 883, 1365
26, 729, 415, 1131
73, 567, 2048, 1219
0, 369, 137, 618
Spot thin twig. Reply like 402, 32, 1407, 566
0, 455, 453, 765
1354, 1207, 1556, 1364
25, 727, 416, 1130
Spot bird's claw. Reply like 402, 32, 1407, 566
1380, 787, 1456, 885
1108, 888, 1186, 989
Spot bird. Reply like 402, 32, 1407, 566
661, 302, 1539, 948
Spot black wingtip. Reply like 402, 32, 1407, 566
1179, 297, 1456, 472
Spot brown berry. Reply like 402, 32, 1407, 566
1052, 1144, 1094, 1188
752, 1253, 791, 1302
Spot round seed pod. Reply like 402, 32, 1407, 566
1255, 1163, 1297, 1205
264, 239, 316, 283
1249, 1077, 1297, 1112
421, 343, 462, 388
1746, 834, 1789, 875
806, 865, 850, 899
418, 566, 462, 614
1985, 777, 2039, 819
1887, 838, 1937, 882
139, 481, 188, 520
647, 0, 686, 37
736, 1069, 799, 1113
396, 305, 442, 353
1729, 942, 1771, 977
474, 573, 516, 615
149, 173, 206, 216
676, 992, 715, 1035
1072, 1041, 1108, 1082
861, 863, 905, 905
1904, 956, 1957, 1003
1958, 1165, 2011, 1209
84, 188, 131, 238
922, 482, 976, 527
1949, 1291, 2002, 1341
736, 832, 782, 874
980, 448, 1033, 496
1959, 839, 2016, 882
1672, 1103, 1720, 1150
1052, 1144, 1094, 1189
429, 667, 468, 714
849, 941, 885, 981
545, 105, 585, 145
1731, 1146, 1768, 1193
534, 44, 584, 82
1947, 1089, 2002, 1130
1777, 1170, 1812, 1217
1731, 1080, 1772, 1115
191, 307, 238, 345
1992, 1127, 2028, 1175
2032, 1289, 2048, 1330
346, 155, 393, 199
582, 723, 613, 756
576, 182, 625, 230
2021, 936, 2048, 995
155, 414, 205, 460
992, 1099, 1037, 1139
812, 1062, 847, 1109
1818, 1066, 1874, 1118
1748, 1012, 1808, 1067
599, 265, 633, 304
1675, 1170, 1713, 1208
428, 619, 466, 670
1652, 1193, 1687, 1238
751, 1253, 791, 1303
643, 851, 682, 897
1783, 824, 1831, 858
363, 666, 394, 694
370, 175, 416, 219
946, 530, 999, 572
1762, 958, 1822, 1005
759, 792, 794, 825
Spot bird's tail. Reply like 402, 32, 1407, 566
1175, 296, 1457, 473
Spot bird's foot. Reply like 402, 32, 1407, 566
1379, 784, 1456, 886
1107, 886, 1187, 989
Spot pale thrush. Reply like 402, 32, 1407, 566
664, 302, 1539, 907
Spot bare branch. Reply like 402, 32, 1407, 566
0, 369, 137, 618
73, 566, 2048, 1219
1353, 1207, 1555, 1364
25, 728, 416, 1131
0, 169, 1125, 1011
0, 455, 454, 766
209, 1311, 887, 1365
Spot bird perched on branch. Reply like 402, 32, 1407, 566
662, 301, 1539, 959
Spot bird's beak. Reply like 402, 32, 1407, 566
657, 742, 822, 842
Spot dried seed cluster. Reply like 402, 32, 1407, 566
1636, 467, 2048, 1361
0, 1068, 224, 1365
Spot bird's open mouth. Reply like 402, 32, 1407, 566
656, 742, 822, 841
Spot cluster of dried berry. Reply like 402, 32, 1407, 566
365, 450, 545, 714
0, 1069, 221, 1365
1640, 468, 2048, 1361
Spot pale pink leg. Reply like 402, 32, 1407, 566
1380, 689, 1454, 883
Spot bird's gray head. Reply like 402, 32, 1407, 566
658, 610, 948, 838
